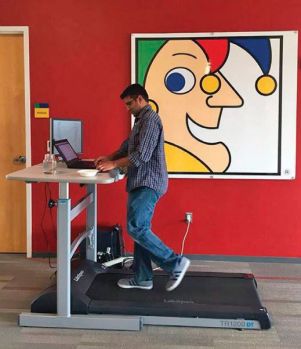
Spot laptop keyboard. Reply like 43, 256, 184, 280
70, 160, 96, 169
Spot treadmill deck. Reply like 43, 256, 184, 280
31, 261, 271, 330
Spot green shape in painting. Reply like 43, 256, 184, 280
137, 39, 166, 85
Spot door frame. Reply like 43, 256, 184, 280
0, 26, 32, 257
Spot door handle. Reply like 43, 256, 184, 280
14, 155, 26, 164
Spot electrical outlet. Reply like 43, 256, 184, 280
185, 212, 193, 223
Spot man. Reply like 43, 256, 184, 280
95, 83, 190, 291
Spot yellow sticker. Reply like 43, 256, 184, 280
34, 108, 49, 118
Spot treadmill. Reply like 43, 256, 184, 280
31, 259, 271, 330
7, 165, 271, 331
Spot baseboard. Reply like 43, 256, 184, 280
186, 254, 301, 264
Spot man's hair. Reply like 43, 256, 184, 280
120, 83, 149, 102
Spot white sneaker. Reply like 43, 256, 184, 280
166, 257, 190, 292
117, 278, 153, 290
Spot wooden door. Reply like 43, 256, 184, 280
0, 34, 26, 252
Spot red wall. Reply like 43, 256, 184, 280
1, 0, 301, 257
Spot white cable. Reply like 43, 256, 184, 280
152, 220, 191, 271
181, 221, 191, 255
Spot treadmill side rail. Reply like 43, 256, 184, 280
19, 313, 141, 331
142, 316, 262, 330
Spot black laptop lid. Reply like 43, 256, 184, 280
54, 139, 79, 164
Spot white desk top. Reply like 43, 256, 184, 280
6, 163, 124, 184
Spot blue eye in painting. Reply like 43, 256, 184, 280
164, 67, 196, 94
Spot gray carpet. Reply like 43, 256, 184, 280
0, 254, 301, 349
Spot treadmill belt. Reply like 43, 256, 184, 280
86, 271, 267, 322
88, 272, 258, 305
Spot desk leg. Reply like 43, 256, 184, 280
57, 182, 71, 317
86, 184, 97, 262
19, 181, 141, 330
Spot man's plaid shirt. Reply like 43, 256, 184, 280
115, 105, 168, 196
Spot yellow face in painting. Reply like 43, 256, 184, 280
145, 40, 243, 136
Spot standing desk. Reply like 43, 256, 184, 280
6, 164, 140, 330
6, 165, 271, 331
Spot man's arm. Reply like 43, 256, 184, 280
96, 156, 130, 172
95, 139, 130, 171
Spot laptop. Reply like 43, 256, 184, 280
54, 139, 96, 169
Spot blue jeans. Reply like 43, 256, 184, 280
127, 187, 179, 283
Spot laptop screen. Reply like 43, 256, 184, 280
54, 139, 78, 162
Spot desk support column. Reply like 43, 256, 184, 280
57, 182, 71, 316
86, 184, 97, 262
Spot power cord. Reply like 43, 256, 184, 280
120, 243, 134, 269
152, 218, 191, 271
181, 220, 191, 256
40, 183, 56, 269
47, 185, 58, 269
122, 256, 134, 269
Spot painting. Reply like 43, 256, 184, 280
132, 31, 298, 179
